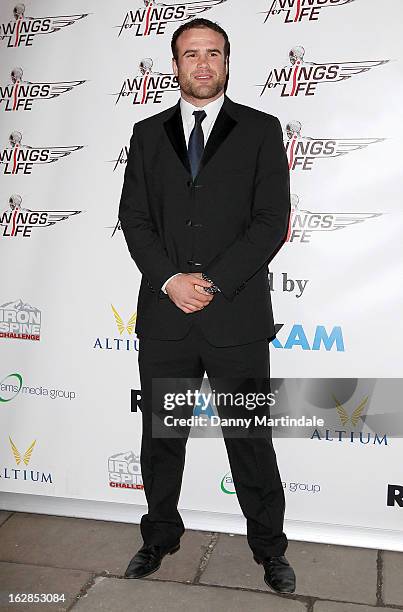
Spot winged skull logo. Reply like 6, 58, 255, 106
9, 436, 36, 466
263, 0, 356, 24
260, 46, 389, 97
333, 395, 368, 427
118, 0, 227, 37
0, 4, 89, 47
141, 0, 226, 17
286, 194, 382, 243
0, 67, 86, 111
0, 195, 81, 237
111, 305, 137, 335
1, 131, 83, 174
285, 120, 385, 171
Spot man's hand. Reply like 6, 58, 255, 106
191, 272, 215, 295
166, 273, 215, 313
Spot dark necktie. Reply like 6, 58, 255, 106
188, 110, 206, 179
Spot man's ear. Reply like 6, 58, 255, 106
172, 57, 178, 77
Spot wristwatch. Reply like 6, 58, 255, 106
201, 272, 219, 294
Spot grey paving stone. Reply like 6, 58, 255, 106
0, 512, 143, 574
73, 577, 307, 611
0, 561, 90, 611
383, 550, 403, 606
200, 535, 377, 605
144, 530, 212, 583
0, 511, 12, 527
0, 512, 211, 583
314, 602, 397, 612
199, 533, 265, 590
289, 541, 377, 605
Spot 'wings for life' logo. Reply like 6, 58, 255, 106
263, 0, 356, 24
109, 219, 122, 237
114, 58, 179, 105
0, 299, 41, 341
0, 67, 86, 111
0, 3, 89, 47
286, 194, 382, 243
110, 144, 128, 172
117, 0, 227, 37
0, 194, 81, 238
259, 47, 389, 97
1, 130, 83, 175
285, 121, 385, 171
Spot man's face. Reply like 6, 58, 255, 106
172, 27, 228, 102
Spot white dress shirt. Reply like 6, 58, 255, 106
161, 93, 225, 294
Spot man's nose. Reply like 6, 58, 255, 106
196, 55, 210, 67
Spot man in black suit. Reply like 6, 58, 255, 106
119, 18, 295, 593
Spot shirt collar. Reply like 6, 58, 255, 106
180, 93, 224, 125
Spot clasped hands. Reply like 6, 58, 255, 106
165, 272, 215, 314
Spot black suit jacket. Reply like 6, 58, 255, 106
118, 95, 290, 347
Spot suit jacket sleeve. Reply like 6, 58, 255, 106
118, 124, 180, 291
204, 117, 290, 301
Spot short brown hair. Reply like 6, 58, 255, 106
171, 18, 230, 62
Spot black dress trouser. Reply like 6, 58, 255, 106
137, 321, 288, 559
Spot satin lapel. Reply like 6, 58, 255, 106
163, 102, 191, 175
197, 102, 237, 177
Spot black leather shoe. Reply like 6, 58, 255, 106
124, 542, 180, 579
254, 554, 296, 593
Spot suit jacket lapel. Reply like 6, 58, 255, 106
163, 101, 191, 175
197, 97, 237, 177
163, 95, 238, 178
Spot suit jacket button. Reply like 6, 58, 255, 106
187, 180, 193, 187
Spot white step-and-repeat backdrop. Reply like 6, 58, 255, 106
1, 0, 402, 550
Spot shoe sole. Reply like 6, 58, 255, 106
124, 543, 180, 580
254, 555, 296, 594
